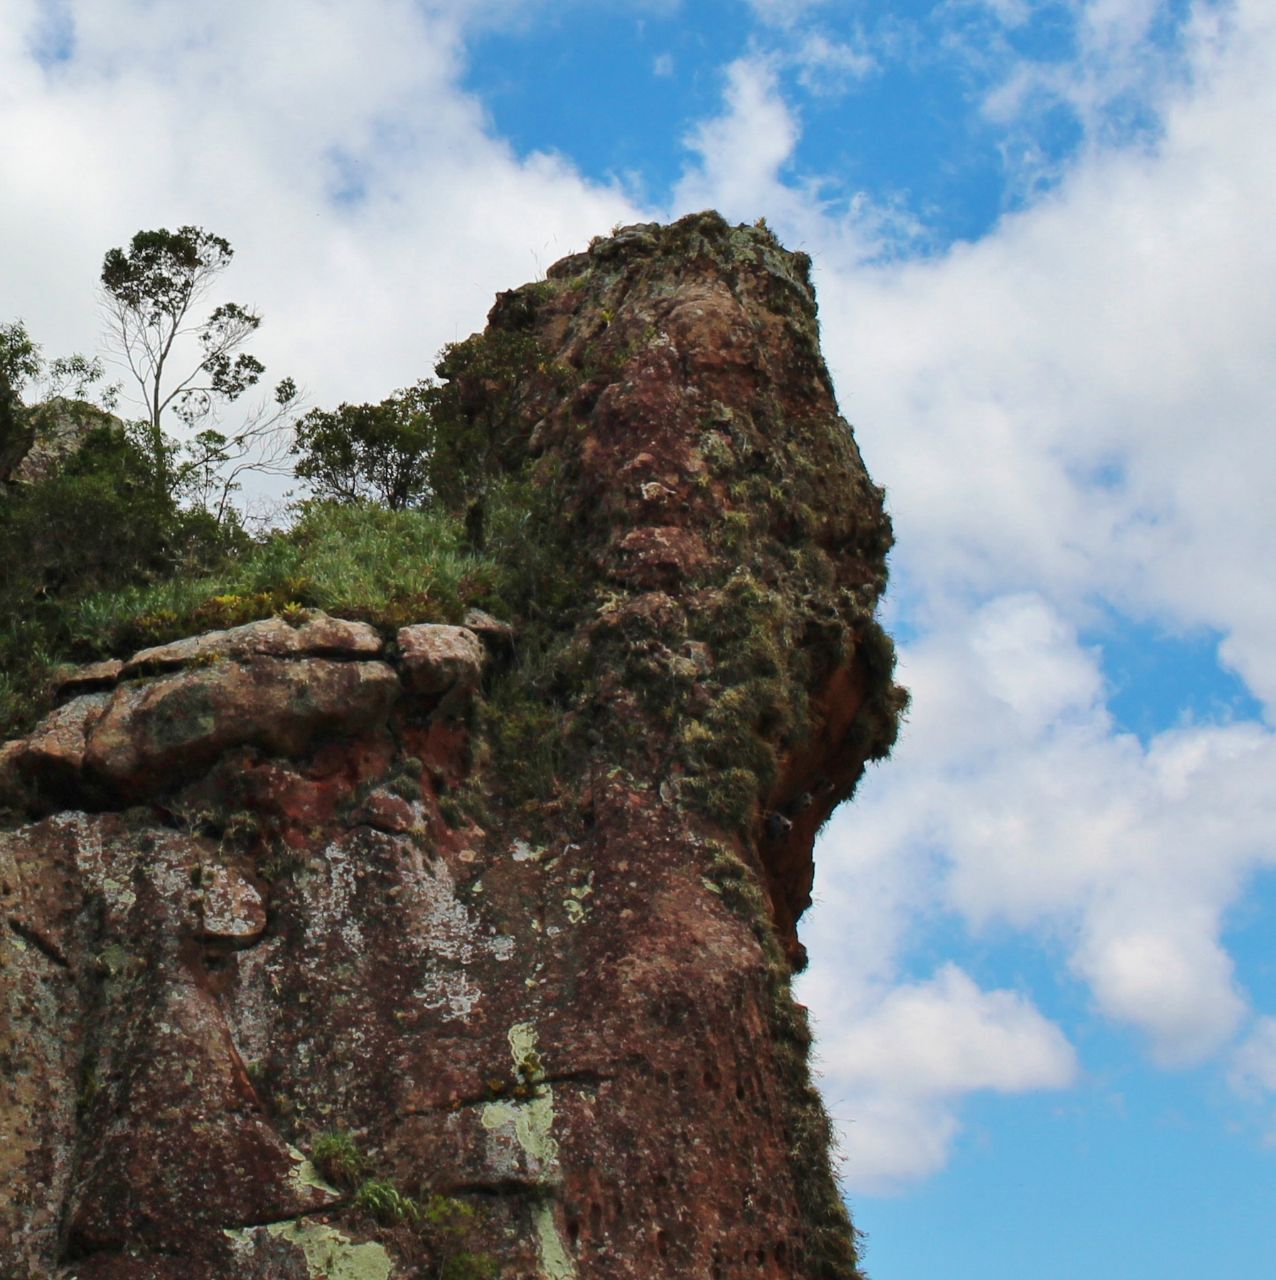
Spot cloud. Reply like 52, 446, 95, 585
814, 1, 1276, 710
744, 0, 827, 29
826, 964, 1077, 1096
0, 0, 638, 491
907, 597, 1265, 1052
792, 32, 877, 94
814, 964, 1077, 1190
675, 56, 800, 218
1231, 1017, 1276, 1096
1229, 1016, 1276, 1145
672, 54, 920, 261
797, 591, 1275, 1186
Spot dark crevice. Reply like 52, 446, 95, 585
8, 916, 69, 967
402, 1068, 613, 1115
440, 1178, 555, 1201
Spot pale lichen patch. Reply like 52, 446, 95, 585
286, 1143, 341, 1198
226, 1220, 395, 1280
479, 1022, 576, 1279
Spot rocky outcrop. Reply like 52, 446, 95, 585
0, 398, 115, 487
0, 214, 903, 1279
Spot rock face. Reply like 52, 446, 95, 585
0, 214, 903, 1280
0, 398, 115, 487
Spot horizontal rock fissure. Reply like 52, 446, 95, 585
440, 1179, 558, 1201
407, 1069, 614, 1114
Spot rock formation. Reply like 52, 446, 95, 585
0, 213, 903, 1279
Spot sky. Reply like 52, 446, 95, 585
2, 1, 1274, 1275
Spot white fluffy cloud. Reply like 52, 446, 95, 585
801, 592, 1275, 1185
0, 0, 638, 455
812, 965, 1077, 1189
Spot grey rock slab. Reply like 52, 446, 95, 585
122, 612, 382, 676
397, 624, 486, 695
84, 656, 400, 797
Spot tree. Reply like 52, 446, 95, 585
100, 226, 298, 518
0, 322, 39, 476
292, 382, 437, 510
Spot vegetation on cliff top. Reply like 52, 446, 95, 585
0, 256, 552, 736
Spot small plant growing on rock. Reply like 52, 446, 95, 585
355, 1178, 421, 1225
420, 1195, 498, 1280
386, 756, 425, 802
310, 1130, 367, 1189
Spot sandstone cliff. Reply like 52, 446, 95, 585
0, 213, 903, 1280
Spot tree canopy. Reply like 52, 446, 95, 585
293, 381, 436, 510
100, 225, 297, 517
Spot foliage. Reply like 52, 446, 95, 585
0, 319, 42, 393
0, 414, 242, 733
293, 381, 436, 509
0, 324, 34, 475
292, 329, 550, 548
354, 1178, 420, 1225
100, 225, 298, 517
310, 1130, 366, 1189
0, 500, 495, 737
429, 331, 547, 540
306, 1132, 497, 1277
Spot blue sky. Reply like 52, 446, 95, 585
3, 2, 1275, 1276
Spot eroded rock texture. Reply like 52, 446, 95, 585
0, 214, 903, 1279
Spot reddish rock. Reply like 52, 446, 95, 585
15, 692, 110, 796
54, 658, 124, 700
200, 863, 268, 942
0, 214, 901, 1280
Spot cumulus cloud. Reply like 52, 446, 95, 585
672, 53, 921, 265
800, 0, 1276, 718
0, 0, 638, 463
813, 964, 1077, 1190
827, 965, 1077, 1097
676, 57, 801, 218
793, 598, 1276, 1188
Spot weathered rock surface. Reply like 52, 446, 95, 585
0, 214, 903, 1279
1, 399, 114, 487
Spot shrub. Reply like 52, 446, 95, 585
310, 1131, 366, 1189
